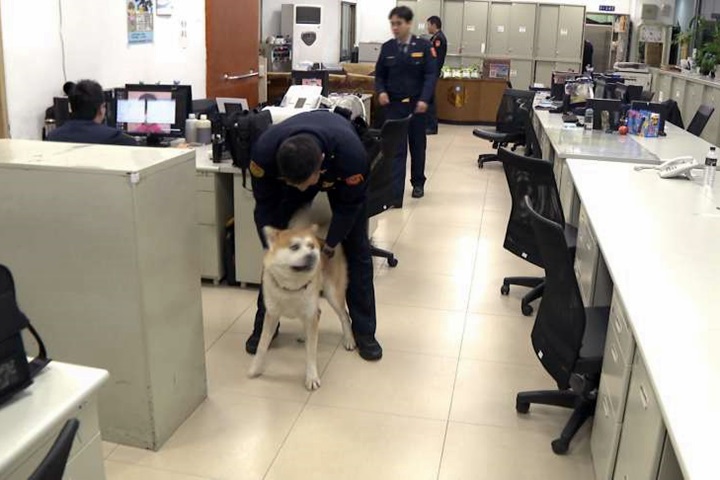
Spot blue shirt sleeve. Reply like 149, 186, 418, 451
420, 41, 438, 103
375, 45, 388, 95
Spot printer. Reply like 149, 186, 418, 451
613, 62, 652, 91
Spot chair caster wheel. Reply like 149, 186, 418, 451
521, 303, 534, 316
500, 284, 510, 295
551, 438, 570, 455
516, 400, 530, 414
388, 257, 399, 267
478, 161, 484, 169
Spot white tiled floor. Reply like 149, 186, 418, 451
104, 125, 595, 479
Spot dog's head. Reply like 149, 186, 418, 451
263, 225, 322, 278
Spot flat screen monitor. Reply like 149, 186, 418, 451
115, 84, 192, 137
631, 101, 669, 134
216, 97, 249, 114
589, 98, 622, 130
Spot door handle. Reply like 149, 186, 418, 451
223, 71, 259, 81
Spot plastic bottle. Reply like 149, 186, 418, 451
196, 114, 212, 145
584, 107, 594, 131
185, 113, 198, 144
704, 146, 717, 187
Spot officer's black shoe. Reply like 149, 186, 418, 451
412, 186, 425, 198
426, 129, 438, 135
355, 334, 383, 361
245, 324, 280, 355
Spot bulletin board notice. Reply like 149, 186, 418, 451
127, 0, 154, 44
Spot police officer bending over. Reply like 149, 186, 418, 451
375, 6, 437, 203
47, 80, 137, 146
245, 110, 382, 361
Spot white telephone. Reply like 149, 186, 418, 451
634, 156, 700, 179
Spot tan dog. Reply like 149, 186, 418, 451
247, 223, 356, 390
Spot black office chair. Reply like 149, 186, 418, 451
365, 115, 411, 267
516, 197, 609, 455
640, 90, 655, 102
686, 104, 715, 137
499, 147, 577, 316
29, 418, 80, 480
474, 89, 536, 169
524, 109, 542, 159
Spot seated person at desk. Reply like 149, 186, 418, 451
47, 80, 137, 146
246, 110, 382, 361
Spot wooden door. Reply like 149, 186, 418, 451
206, 0, 259, 106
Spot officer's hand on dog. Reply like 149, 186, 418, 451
415, 101, 428, 114
378, 93, 390, 106
321, 244, 336, 259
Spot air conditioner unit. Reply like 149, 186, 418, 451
281, 4, 323, 67
635, 0, 675, 26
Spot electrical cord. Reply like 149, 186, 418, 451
58, 0, 68, 82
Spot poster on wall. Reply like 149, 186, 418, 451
127, 0, 154, 44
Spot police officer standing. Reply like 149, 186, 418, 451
245, 109, 382, 362
426, 16, 447, 135
375, 6, 437, 203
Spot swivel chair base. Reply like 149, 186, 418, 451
515, 388, 596, 455
371, 245, 398, 267
501, 276, 544, 316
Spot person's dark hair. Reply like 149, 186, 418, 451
62, 81, 76, 96
427, 16, 442, 29
389, 6, 413, 22
276, 134, 323, 184
68, 80, 105, 120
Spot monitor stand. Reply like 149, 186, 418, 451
143, 134, 172, 148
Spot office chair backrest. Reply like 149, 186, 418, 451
29, 418, 80, 480
525, 196, 586, 390
499, 147, 564, 268
496, 89, 536, 134
524, 109, 542, 158
367, 115, 411, 218
687, 104, 715, 137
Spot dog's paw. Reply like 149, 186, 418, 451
247, 362, 264, 379
342, 335, 356, 351
305, 375, 322, 391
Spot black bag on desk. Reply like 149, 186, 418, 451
0, 264, 50, 405
224, 109, 273, 187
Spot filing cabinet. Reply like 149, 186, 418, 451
487, 2, 511, 56
574, 205, 612, 306
535, 4, 584, 61
613, 353, 666, 480
534, 61, 581, 86
196, 171, 233, 284
657, 436, 684, 480
461, 0, 490, 56
508, 3, 536, 58
443, 0, 465, 55
510, 59, 533, 90
535, 5, 560, 59
398, 0, 442, 36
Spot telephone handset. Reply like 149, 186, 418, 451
634, 156, 700, 179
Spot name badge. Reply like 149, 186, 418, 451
411, 52, 424, 58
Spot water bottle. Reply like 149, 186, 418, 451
704, 146, 717, 187
196, 114, 212, 145
584, 107, 594, 131
185, 113, 198, 144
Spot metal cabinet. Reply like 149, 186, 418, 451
398, 0, 442, 36
509, 3, 536, 58
534, 61, 554, 85
536, 5, 560, 59
657, 436, 685, 480
613, 353, 666, 480
461, 0, 489, 56
701, 85, 720, 145
510, 59, 533, 89
574, 205, 612, 306
443, 0, 465, 55
488, 2, 511, 56
196, 171, 233, 284
683, 82, 704, 129
556, 5, 585, 60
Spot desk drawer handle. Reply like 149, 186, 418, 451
639, 384, 650, 410
610, 344, 619, 364
614, 312, 624, 334
602, 394, 611, 418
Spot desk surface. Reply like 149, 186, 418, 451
534, 108, 715, 164
568, 159, 720, 480
0, 361, 108, 473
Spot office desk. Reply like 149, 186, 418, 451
0, 362, 109, 479
568, 159, 720, 480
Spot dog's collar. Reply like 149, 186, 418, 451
267, 271, 313, 292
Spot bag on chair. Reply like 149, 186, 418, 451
0, 264, 50, 405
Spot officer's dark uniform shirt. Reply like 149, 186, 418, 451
374, 35, 438, 103
47, 120, 138, 146
430, 30, 448, 73
250, 110, 369, 249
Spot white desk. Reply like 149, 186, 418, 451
0, 362, 109, 479
568, 159, 720, 480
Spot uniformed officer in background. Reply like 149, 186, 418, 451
426, 16, 447, 135
375, 6, 437, 203
245, 109, 383, 362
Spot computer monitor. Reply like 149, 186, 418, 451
631, 101, 669, 134
216, 97, 249, 114
115, 84, 192, 137
589, 98, 622, 130
551, 71, 580, 100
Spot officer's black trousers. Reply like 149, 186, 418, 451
385, 101, 427, 204
252, 198, 377, 337
426, 95, 438, 133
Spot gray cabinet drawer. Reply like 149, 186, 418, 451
609, 293, 635, 361
591, 386, 622, 480
196, 191, 216, 225
199, 224, 221, 280
600, 327, 633, 422
574, 206, 598, 305
613, 354, 666, 480
657, 435, 684, 480
196, 172, 216, 192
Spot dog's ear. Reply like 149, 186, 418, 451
263, 226, 280, 248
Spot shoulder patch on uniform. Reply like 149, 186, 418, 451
249, 160, 265, 178
435, 39, 441, 47
411, 52, 424, 58
345, 174, 364, 186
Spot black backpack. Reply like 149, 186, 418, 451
224, 108, 273, 187
0, 264, 50, 405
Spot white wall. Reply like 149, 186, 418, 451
262, 0, 341, 64
356, 0, 395, 43
1, 0, 206, 140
